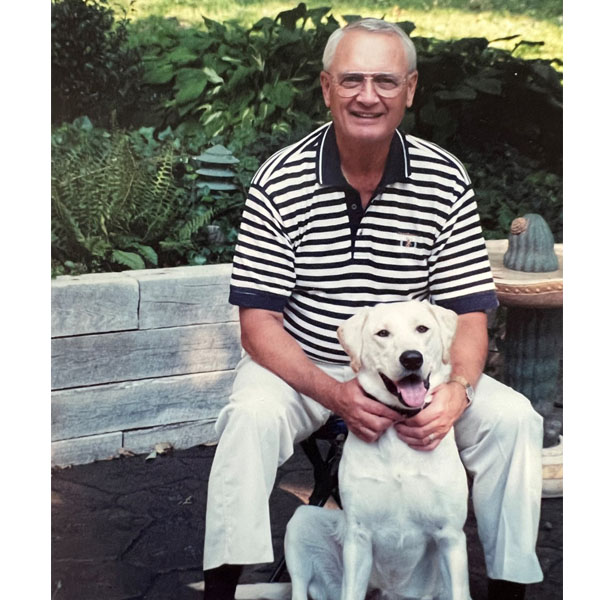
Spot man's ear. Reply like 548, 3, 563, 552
320, 70, 332, 108
425, 303, 458, 364
405, 70, 418, 108
337, 308, 370, 372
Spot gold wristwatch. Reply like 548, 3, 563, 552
449, 375, 474, 407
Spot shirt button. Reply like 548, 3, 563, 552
351, 203, 358, 210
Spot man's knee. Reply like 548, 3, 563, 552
483, 386, 543, 446
216, 395, 289, 438
459, 377, 543, 451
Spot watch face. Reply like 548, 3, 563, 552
466, 385, 475, 402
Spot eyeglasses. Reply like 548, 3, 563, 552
327, 72, 409, 98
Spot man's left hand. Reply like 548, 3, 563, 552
393, 382, 468, 451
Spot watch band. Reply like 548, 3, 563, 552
449, 375, 474, 406
449, 374, 469, 387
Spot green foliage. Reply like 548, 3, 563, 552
464, 145, 562, 242
51, 118, 248, 275
51, 117, 187, 273
51, 0, 144, 127
116, 0, 563, 62
129, 5, 562, 169
409, 36, 562, 169
129, 5, 339, 144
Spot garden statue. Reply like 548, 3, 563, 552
487, 214, 563, 497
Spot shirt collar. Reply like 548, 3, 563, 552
317, 122, 410, 188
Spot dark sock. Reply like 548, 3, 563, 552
203, 564, 243, 600
488, 578, 526, 600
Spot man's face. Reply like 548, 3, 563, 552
321, 30, 418, 146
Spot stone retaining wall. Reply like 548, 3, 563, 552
51, 264, 240, 467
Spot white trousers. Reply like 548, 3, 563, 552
203, 354, 544, 584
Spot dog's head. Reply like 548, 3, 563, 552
337, 300, 458, 411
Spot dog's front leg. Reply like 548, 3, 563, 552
341, 522, 373, 600
436, 529, 472, 600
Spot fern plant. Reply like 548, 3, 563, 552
52, 118, 189, 273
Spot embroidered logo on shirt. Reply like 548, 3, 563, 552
400, 235, 417, 248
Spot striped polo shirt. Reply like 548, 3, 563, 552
229, 122, 498, 364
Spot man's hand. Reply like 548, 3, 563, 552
332, 379, 402, 443
394, 382, 468, 451
394, 311, 487, 451
238, 308, 401, 444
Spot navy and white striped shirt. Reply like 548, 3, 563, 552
229, 122, 498, 364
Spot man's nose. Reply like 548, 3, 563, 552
355, 78, 380, 102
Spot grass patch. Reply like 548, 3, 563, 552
116, 0, 563, 61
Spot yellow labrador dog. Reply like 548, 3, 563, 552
285, 300, 471, 600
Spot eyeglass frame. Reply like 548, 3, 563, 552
324, 70, 412, 98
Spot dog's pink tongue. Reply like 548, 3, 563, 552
398, 380, 427, 408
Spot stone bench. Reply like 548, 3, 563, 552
51, 264, 240, 467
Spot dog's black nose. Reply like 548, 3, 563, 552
400, 350, 423, 371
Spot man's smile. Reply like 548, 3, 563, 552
349, 111, 383, 119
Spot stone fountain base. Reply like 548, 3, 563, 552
486, 239, 564, 499
542, 435, 563, 498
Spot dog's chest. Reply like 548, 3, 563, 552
339, 430, 467, 532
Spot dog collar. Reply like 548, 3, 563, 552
362, 389, 428, 418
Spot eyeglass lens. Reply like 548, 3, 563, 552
335, 73, 406, 97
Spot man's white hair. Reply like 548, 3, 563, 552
322, 18, 417, 73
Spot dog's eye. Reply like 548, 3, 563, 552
416, 325, 429, 333
376, 329, 390, 338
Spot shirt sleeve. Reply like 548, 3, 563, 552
228, 183, 296, 312
428, 183, 499, 314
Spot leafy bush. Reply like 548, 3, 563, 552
51, 117, 253, 275
129, 5, 561, 170
52, 118, 177, 272
51, 119, 174, 273
51, 0, 144, 127
409, 36, 562, 170
130, 4, 336, 147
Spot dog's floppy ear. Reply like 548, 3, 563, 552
337, 308, 370, 372
425, 303, 458, 364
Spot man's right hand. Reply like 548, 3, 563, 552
331, 379, 402, 443
239, 308, 400, 443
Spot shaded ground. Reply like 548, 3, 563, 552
51, 442, 562, 599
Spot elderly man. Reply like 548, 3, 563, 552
202, 18, 544, 600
